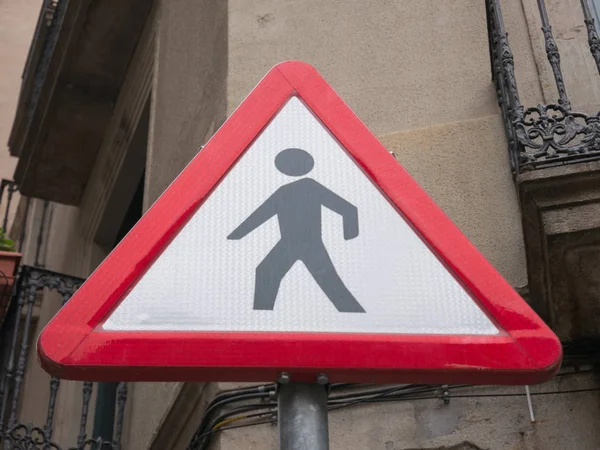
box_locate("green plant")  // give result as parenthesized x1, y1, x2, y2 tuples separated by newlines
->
(0, 228, 16, 252)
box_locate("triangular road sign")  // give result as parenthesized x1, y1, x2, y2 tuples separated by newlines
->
(38, 61, 562, 385)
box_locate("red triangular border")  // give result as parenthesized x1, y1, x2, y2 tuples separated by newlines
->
(38, 61, 562, 384)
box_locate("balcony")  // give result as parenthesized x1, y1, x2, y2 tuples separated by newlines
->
(486, 0, 600, 341)
(7, 0, 152, 205)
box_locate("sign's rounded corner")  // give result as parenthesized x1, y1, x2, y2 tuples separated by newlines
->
(37, 329, 68, 379)
(273, 60, 318, 75)
(517, 332, 563, 384)
(537, 337, 563, 380)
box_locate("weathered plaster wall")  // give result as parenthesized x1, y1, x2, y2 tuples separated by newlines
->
(382, 115, 526, 286)
(217, 373, 600, 450)
(228, 0, 543, 133)
(143, 0, 228, 210)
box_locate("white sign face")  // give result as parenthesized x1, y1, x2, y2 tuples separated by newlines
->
(103, 97, 498, 335)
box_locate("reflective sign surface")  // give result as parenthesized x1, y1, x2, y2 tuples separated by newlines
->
(104, 97, 497, 335)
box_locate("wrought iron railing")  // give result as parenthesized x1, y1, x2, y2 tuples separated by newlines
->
(22, 0, 59, 81)
(25, 0, 64, 126)
(0, 181, 18, 234)
(9, 0, 65, 161)
(486, 0, 600, 175)
(0, 182, 128, 449)
(0, 179, 31, 256)
(0, 266, 128, 450)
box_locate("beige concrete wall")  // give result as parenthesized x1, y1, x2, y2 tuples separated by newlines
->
(382, 115, 526, 287)
(0, 0, 41, 231)
(143, 0, 228, 209)
(228, 0, 543, 133)
(218, 372, 600, 450)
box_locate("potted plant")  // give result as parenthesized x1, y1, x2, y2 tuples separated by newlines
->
(0, 227, 21, 308)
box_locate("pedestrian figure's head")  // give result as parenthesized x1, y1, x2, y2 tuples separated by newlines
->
(275, 148, 314, 177)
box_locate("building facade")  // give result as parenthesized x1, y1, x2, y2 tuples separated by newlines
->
(1, 0, 600, 449)
(0, 0, 42, 235)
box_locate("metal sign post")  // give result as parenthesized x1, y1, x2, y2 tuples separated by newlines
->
(278, 374, 329, 450)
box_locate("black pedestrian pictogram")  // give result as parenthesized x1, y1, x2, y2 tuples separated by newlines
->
(227, 148, 365, 313)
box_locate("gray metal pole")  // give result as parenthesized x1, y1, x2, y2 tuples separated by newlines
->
(278, 382, 329, 450)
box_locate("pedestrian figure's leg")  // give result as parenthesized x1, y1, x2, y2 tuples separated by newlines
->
(302, 245, 365, 313)
(254, 241, 297, 310)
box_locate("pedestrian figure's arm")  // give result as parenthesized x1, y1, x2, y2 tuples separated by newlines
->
(316, 183, 359, 240)
(227, 195, 278, 240)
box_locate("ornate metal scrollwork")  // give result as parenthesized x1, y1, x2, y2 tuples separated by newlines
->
(4, 423, 61, 450)
(515, 105, 600, 168)
(0, 179, 18, 232)
(487, 0, 600, 175)
(0, 266, 122, 450)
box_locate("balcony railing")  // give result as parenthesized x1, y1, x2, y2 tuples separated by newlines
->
(0, 183, 129, 449)
(0, 180, 30, 258)
(0, 181, 18, 235)
(486, 0, 600, 176)
(0, 266, 128, 450)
